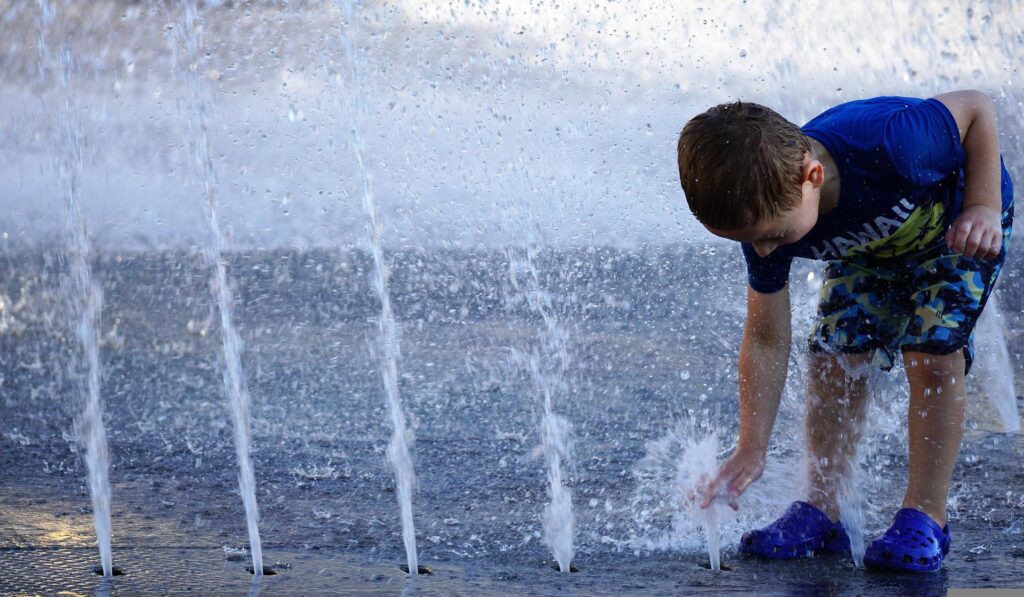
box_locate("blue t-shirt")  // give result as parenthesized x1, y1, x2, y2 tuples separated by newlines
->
(742, 96, 1015, 294)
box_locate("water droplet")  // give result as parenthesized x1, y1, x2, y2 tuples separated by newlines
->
(739, 49, 748, 58)
(680, 370, 691, 381)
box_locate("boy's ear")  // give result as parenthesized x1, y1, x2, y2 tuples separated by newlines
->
(802, 157, 825, 188)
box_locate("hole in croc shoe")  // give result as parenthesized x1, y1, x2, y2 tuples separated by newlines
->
(927, 537, 935, 543)
(919, 557, 929, 565)
(903, 555, 913, 564)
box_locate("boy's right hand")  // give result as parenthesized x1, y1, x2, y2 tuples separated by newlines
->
(699, 445, 766, 510)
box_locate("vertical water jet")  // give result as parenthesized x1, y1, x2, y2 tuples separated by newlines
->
(336, 0, 419, 574)
(37, 0, 115, 577)
(508, 236, 576, 572)
(838, 472, 867, 568)
(700, 502, 721, 572)
(174, 0, 264, 575)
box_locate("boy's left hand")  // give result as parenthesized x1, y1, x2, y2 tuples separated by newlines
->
(945, 204, 1002, 260)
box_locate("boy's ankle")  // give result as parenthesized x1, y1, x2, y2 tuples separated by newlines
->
(805, 497, 840, 523)
(899, 500, 947, 527)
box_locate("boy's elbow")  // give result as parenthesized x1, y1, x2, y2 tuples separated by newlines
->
(936, 90, 995, 138)
(963, 90, 995, 117)
(944, 89, 991, 106)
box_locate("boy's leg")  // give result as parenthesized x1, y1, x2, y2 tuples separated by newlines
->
(897, 207, 1012, 527)
(737, 350, 868, 560)
(805, 352, 871, 521)
(901, 350, 966, 527)
(807, 257, 904, 521)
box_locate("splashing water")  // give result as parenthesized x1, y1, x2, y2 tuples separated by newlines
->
(175, 1, 264, 575)
(632, 422, 803, 559)
(6, 3, 1024, 251)
(508, 240, 575, 572)
(633, 425, 732, 567)
(969, 295, 1020, 433)
(37, 0, 114, 577)
(675, 431, 725, 571)
(337, 0, 419, 574)
(12, 1, 1024, 589)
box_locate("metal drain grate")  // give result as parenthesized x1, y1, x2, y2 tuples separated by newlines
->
(0, 546, 264, 594)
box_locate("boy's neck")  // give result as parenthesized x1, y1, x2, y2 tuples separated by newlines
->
(809, 137, 841, 214)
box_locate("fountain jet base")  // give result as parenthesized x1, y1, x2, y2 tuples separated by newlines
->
(698, 561, 733, 571)
(548, 562, 580, 573)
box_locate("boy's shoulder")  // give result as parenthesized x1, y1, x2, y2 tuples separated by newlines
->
(803, 95, 928, 131)
(802, 95, 962, 185)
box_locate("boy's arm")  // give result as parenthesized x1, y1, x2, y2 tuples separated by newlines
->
(934, 90, 1003, 260)
(700, 284, 791, 509)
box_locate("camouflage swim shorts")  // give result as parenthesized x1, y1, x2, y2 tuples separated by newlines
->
(810, 207, 1013, 374)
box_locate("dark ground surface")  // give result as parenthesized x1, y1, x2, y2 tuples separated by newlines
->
(2, 246, 1024, 595)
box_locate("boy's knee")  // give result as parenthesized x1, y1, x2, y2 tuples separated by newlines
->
(809, 352, 873, 384)
(903, 350, 967, 397)
(903, 350, 964, 374)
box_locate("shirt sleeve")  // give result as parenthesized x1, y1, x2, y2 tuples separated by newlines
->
(882, 98, 967, 187)
(741, 243, 793, 294)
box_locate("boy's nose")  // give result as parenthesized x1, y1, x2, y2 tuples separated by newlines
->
(752, 241, 778, 257)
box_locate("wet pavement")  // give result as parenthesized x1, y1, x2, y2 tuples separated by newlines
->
(2, 247, 1023, 595)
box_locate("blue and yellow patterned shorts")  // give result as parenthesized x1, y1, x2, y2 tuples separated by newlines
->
(810, 207, 1013, 374)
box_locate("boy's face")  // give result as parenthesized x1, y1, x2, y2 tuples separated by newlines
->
(705, 153, 825, 257)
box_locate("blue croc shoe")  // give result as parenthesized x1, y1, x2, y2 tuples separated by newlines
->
(864, 508, 951, 572)
(739, 501, 852, 560)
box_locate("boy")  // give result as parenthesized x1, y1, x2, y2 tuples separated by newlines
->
(677, 91, 1013, 572)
